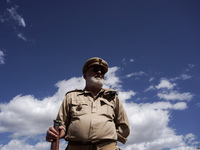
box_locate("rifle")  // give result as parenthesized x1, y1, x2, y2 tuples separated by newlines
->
(51, 120, 62, 150)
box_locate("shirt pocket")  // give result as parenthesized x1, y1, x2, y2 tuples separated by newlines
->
(70, 99, 88, 116)
(100, 99, 115, 119)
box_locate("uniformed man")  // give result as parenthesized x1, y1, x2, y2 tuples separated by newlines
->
(46, 57, 130, 150)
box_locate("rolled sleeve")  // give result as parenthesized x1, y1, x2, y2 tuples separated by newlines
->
(56, 95, 70, 133)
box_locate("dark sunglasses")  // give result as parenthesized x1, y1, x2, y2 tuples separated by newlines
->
(92, 66, 105, 74)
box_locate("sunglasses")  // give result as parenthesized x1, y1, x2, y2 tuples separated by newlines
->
(92, 66, 105, 75)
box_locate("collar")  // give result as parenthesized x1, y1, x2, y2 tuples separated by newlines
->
(82, 88, 105, 96)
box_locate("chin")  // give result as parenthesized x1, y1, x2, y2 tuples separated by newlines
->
(86, 76, 104, 89)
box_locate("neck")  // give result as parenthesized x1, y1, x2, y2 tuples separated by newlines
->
(86, 86, 101, 96)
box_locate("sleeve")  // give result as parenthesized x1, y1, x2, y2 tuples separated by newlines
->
(114, 96, 130, 144)
(56, 95, 71, 133)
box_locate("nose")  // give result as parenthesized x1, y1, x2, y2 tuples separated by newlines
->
(97, 69, 102, 74)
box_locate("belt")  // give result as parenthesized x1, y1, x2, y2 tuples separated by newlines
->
(68, 139, 116, 145)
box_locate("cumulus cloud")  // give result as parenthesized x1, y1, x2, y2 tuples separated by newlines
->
(145, 78, 194, 102)
(0, 67, 198, 150)
(136, 101, 187, 110)
(118, 90, 136, 103)
(0, 139, 67, 150)
(120, 101, 193, 150)
(0, 76, 85, 138)
(156, 79, 176, 90)
(0, 50, 5, 64)
(0, 94, 59, 137)
(157, 91, 194, 101)
(104, 67, 122, 89)
(145, 79, 176, 92)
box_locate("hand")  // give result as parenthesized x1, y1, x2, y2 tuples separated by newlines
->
(46, 126, 63, 142)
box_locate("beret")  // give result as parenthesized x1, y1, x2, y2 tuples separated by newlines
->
(82, 57, 108, 74)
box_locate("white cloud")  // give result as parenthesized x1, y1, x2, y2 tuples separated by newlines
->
(170, 74, 192, 81)
(186, 64, 195, 72)
(156, 79, 176, 90)
(7, 6, 26, 27)
(125, 71, 147, 78)
(121, 58, 126, 65)
(144, 85, 155, 92)
(188, 63, 195, 69)
(121, 102, 193, 150)
(118, 90, 136, 103)
(121, 58, 134, 65)
(0, 139, 67, 150)
(17, 33, 27, 41)
(136, 101, 187, 110)
(0, 50, 5, 64)
(0, 76, 85, 138)
(1, 4, 27, 41)
(0, 67, 198, 150)
(171, 146, 197, 150)
(0, 139, 48, 150)
(169, 64, 195, 81)
(149, 77, 154, 82)
(157, 91, 194, 101)
(196, 103, 200, 108)
(148, 79, 194, 102)
(0, 94, 59, 137)
(180, 74, 192, 80)
(104, 67, 122, 89)
(130, 58, 134, 62)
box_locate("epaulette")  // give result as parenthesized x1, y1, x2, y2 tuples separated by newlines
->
(104, 88, 118, 94)
(65, 89, 82, 95)
(103, 88, 118, 100)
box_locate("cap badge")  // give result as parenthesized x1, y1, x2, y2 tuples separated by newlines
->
(99, 59, 102, 65)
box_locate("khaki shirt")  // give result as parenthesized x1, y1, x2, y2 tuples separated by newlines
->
(56, 88, 130, 144)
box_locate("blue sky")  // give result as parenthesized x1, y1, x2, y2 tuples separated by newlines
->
(0, 0, 200, 149)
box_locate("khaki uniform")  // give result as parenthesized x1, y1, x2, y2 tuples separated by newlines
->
(56, 88, 130, 149)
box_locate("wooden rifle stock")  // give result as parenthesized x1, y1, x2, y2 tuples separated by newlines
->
(51, 120, 61, 150)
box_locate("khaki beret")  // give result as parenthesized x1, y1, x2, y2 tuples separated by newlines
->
(82, 57, 108, 74)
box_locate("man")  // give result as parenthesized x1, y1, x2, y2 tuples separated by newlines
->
(46, 57, 130, 150)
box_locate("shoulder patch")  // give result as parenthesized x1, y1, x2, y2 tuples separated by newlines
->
(65, 89, 82, 95)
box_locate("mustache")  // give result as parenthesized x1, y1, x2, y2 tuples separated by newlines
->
(94, 74, 103, 78)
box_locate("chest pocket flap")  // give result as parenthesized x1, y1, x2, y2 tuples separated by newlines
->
(71, 99, 88, 116)
(100, 99, 115, 119)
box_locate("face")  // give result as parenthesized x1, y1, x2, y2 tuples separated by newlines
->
(85, 65, 105, 79)
(84, 65, 105, 89)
